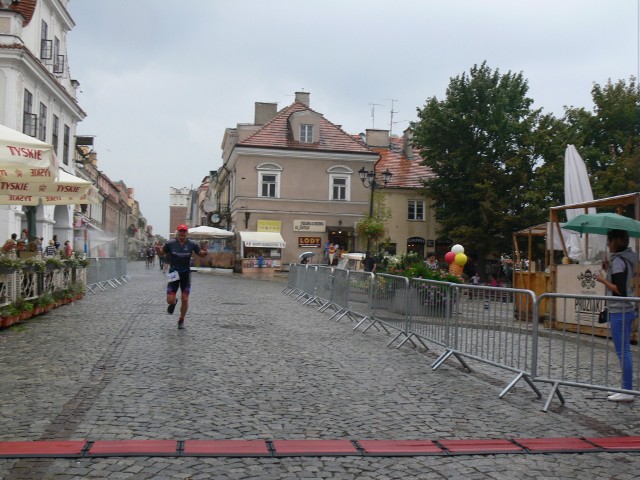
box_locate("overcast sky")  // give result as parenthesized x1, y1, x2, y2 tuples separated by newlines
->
(66, 0, 639, 238)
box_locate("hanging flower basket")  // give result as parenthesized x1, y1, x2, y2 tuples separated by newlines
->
(0, 256, 21, 274)
(45, 258, 64, 271)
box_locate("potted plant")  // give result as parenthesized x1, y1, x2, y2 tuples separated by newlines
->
(38, 292, 55, 312)
(0, 256, 22, 275)
(13, 297, 35, 321)
(0, 305, 20, 327)
(69, 282, 85, 300)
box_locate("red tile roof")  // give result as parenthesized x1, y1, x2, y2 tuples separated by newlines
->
(369, 136, 435, 189)
(9, 0, 36, 26)
(238, 101, 377, 156)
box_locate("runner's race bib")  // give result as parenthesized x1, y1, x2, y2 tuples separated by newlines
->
(166, 271, 179, 282)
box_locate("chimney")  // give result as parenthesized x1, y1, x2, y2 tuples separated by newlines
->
(365, 129, 390, 148)
(295, 91, 310, 107)
(254, 102, 277, 125)
(403, 128, 414, 159)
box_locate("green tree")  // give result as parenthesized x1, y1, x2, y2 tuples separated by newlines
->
(564, 78, 640, 198)
(412, 62, 545, 274)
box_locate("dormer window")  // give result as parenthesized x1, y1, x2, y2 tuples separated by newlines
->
(300, 124, 313, 143)
(289, 111, 320, 143)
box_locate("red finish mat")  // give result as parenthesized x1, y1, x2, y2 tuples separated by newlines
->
(358, 440, 442, 456)
(585, 436, 640, 451)
(1, 436, 638, 458)
(515, 437, 599, 453)
(183, 440, 270, 456)
(0, 441, 87, 458)
(87, 440, 178, 457)
(439, 439, 524, 455)
(271, 440, 359, 456)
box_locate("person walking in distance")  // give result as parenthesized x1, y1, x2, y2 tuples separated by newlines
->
(596, 229, 638, 402)
(163, 224, 207, 329)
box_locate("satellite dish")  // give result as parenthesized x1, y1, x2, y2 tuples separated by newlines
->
(211, 213, 220, 223)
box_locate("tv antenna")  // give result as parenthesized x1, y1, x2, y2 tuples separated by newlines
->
(369, 103, 384, 129)
(384, 99, 398, 135)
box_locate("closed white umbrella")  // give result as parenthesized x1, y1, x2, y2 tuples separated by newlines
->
(563, 145, 605, 261)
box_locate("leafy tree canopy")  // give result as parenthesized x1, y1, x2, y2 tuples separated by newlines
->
(412, 62, 544, 261)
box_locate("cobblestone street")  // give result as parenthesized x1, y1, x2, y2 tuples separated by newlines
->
(1, 262, 639, 479)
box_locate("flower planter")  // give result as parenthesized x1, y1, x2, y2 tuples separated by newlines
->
(20, 311, 32, 321)
(1, 315, 19, 327)
(0, 266, 17, 275)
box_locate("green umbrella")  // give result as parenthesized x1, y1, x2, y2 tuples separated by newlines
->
(562, 212, 640, 238)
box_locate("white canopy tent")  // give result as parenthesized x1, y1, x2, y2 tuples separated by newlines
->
(187, 225, 235, 239)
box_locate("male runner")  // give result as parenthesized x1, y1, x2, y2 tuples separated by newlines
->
(163, 224, 207, 329)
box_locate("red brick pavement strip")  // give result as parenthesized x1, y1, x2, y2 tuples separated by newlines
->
(1, 437, 640, 458)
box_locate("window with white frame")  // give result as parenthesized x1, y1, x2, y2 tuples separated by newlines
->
(300, 124, 313, 143)
(257, 163, 282, 198)
(328, 166, 352, 201)
(331, 176, 348, 200)
(408, 199, 425, 220)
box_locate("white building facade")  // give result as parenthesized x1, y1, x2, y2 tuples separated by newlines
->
(0, 0, 85, 243)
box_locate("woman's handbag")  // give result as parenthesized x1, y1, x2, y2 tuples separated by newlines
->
(598, 307, 609, 324)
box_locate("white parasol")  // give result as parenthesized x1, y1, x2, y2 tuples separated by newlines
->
(0, 169, 98, 205)
(0, 123, 58, 181)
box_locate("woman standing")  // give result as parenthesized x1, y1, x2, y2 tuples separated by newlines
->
(596, 229, 638, 402)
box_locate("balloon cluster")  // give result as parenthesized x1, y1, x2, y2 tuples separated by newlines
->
(444, 244, 467, 276)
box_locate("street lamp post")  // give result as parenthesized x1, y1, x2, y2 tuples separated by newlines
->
(358, 166, 392, 253)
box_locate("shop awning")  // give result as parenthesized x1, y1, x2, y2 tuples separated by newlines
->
(238, 231, 286, 248)
(0, 169, 99, 205)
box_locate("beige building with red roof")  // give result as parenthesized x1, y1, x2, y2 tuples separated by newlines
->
(209, 92, 440, 270)
(363, 129, 442, 259)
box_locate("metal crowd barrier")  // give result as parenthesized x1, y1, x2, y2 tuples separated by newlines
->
(355, 274, 409, 338)
(532, 293, 640, 412)
(85, 257, 132, 294)
(331, 270, 375, 324)
(281, 263, 298, 295)
(284, 264, 640, 412)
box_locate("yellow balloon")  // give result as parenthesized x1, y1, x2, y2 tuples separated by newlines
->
(454, 253, 467, 266)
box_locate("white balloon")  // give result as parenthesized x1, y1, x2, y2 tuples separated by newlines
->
(451, 244, 464, 254)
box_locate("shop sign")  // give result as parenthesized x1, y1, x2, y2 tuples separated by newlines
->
(293, 220, 326, 232)
(407, 237, 425, 244)
(298, 236, 322, 248)
(257, 220, 281, 232)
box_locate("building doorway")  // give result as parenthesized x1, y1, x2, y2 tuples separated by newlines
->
(328, 226, 354, 254)
(407, 236, 425, 258)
